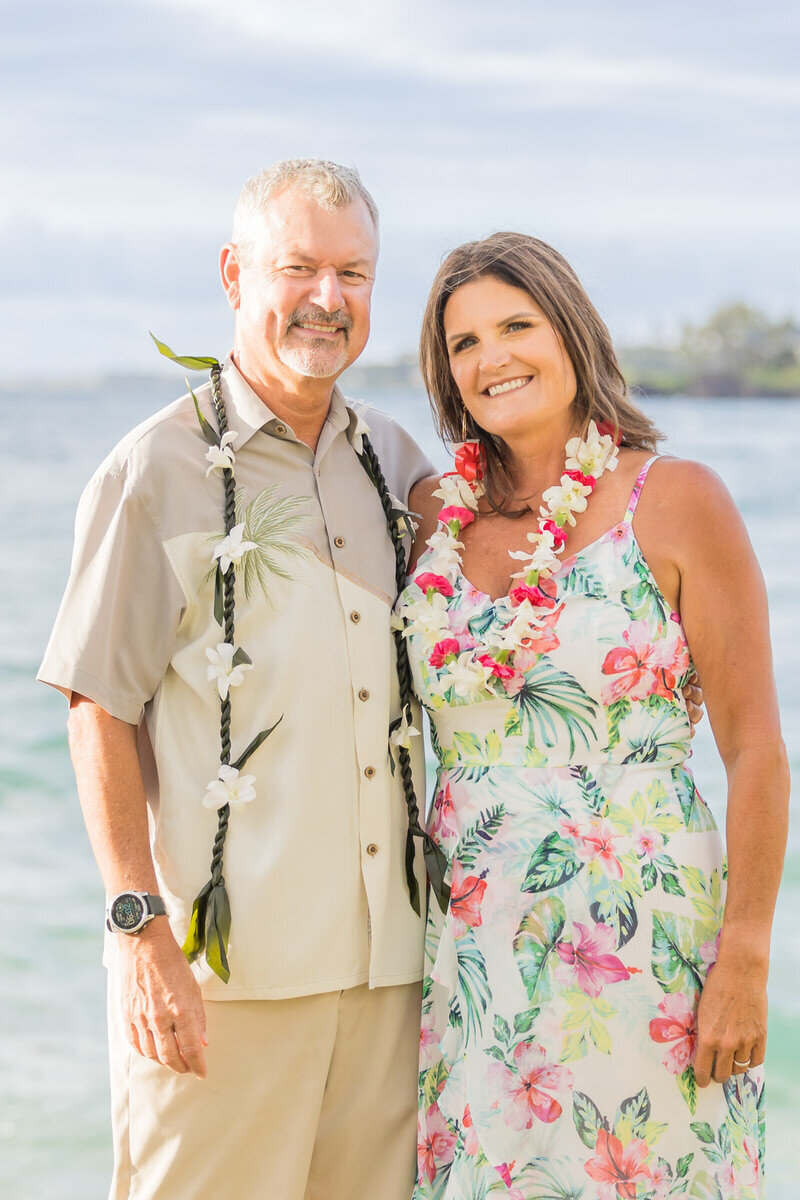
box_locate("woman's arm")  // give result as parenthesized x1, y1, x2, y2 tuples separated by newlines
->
(639, 459, 790, 1085)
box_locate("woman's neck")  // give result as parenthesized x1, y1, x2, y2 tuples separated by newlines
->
(504, 413, 577, 504)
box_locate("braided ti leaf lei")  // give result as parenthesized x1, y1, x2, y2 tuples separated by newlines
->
(151, 337, 448, 982)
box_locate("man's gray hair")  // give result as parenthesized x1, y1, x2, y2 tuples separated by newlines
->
(232, 159, 379, 260)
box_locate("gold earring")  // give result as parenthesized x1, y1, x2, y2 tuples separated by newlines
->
(461, 407, 468, 440)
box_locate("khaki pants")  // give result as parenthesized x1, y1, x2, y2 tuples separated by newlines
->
(107, 978, 422, 1200)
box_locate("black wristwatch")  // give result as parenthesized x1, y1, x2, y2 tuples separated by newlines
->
(106, 891, 167, 934)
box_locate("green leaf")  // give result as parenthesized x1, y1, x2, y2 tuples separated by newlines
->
(484, 1045, 506, 1062)
(688, 1168, 723, 1198)
(513, 1007, 540, 1036)
(493, 1014, 511, 1044)
(571, 765, 606, 815)
(186, 379, 220, 446)
(204, 883, 231, 983)
(456, 934, 491, 1041)
(181, 880, 212, 963)
(232, 647, 252, 667)
(605, 696, 632, 750)
(213, 564, 225, 626)
(614, 1088, 651, 1139)
(589, 886, 639, 947)
(504, 707, 523, 737)
(512, 659, 598, 757)
(689, 1121, 716, 1145)
(677, 1067, 698, 1114)
(456, 805, 505, 869)
(421, 1058, 449, 1109)
(150, 332, 220, 372)
(572, 1091, 605, 1150)
(677, 1152, 695, 1178)
(652, 912, 704, 995)
(231, 716, 284, 770)
(522, 831, 584, 893)
(453, 730, 483, 760)
(513, 895, 566, 1001)
(642, 862, 657, 891)
(661, 871, 686, 897)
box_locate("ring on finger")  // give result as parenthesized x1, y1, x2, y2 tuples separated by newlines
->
(733, 1056, 751, 1068)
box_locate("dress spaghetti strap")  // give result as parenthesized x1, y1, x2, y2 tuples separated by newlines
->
(622, 455, 660, 524)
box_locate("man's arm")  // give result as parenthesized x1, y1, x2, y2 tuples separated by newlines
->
(68, 694, 207, 1078)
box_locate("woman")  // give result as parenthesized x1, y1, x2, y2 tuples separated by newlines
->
(399, 233, 788, 1199)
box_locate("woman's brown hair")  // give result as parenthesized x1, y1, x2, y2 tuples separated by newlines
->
(419, 232, 662, 510)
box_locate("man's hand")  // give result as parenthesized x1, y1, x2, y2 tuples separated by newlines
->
(682, 671, 704, 735)
(115, 919, 208, 1078)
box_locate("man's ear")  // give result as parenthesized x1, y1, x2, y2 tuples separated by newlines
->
(220, 243, 241, 310)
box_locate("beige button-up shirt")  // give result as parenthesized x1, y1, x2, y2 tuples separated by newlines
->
(39, 357, 435, 1000)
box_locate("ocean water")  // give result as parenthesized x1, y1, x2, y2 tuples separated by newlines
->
(1, 381, 797, 1198)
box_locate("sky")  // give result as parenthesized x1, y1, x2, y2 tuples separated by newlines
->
(2, 0, 799, 378)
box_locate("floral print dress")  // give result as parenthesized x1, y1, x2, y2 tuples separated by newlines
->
(401, 458, 764, 1200)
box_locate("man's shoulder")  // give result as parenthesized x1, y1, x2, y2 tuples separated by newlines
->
(92, 381, 214, 489)
(341, 393, 433, 466)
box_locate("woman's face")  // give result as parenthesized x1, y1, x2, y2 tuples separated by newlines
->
(442, 276, 578, 442)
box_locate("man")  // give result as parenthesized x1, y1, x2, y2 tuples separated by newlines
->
(38, 159, 435, 1200)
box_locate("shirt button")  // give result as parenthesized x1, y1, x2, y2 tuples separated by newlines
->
(364, 766, 376, 779)
(366, 843, 379, 857)
(334, 536, 345, 548)
(350, 610, 361, 623)
(274, 424, 287, 436)
(358, 688, 370, 702)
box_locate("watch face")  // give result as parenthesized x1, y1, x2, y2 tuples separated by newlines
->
(111, 893, 146, 931)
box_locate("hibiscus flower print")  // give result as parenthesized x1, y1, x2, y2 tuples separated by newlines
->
(573, 818, 629, 880)
(555, 921, 633, 997)
(417, 1103, 457, 1184)
(648, 992, 698, 1074)
(601, 621, 690, 704)
(584, 1128, 652, 1200)
(488, 1041, 573, 1130)
(448, 864, 488, 937)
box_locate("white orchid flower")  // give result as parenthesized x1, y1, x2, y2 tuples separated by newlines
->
(432, 473, 480, 512)
(202, 764, 257, 812)
(565, 421, 619, 476)
(398, 592, 451, 642)
(389, 704, 422, 750)
(441, 653, 493, 700)
(349, 405, 372, 455)
(212, 523, 258, 573)
(205, 642, 254, 700)
(423, 529, 463, 576)
(541, 478, 590, 527)
(204, 431, 238, 476)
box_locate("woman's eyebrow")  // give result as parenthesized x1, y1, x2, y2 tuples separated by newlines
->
(446, 311, 537, 345)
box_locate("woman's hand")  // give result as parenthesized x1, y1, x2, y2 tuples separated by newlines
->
(694, 945, 768, 1086)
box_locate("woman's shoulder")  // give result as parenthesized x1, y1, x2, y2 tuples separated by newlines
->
(636, 454, 745, 558)
(644, 455, 733, 512)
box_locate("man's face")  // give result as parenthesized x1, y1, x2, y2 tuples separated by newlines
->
(229, 188, 378, 386)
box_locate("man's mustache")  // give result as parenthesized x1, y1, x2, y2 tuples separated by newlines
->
(287, 307, 354, 337)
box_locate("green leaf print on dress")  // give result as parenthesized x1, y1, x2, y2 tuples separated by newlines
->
(513, 896, 566, 1002)
(510, 659, 598, 756)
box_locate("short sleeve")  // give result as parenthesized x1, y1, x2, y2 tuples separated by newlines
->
(361, 409, 438, 506)
(37, 469, 185, 724)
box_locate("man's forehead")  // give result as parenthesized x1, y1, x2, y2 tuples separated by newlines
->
(254, 191, 377, 263)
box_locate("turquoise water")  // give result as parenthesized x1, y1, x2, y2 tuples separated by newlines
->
(1, 382, 797, 1198)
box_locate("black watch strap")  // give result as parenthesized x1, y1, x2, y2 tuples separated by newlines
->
(145, 894, 167, 917)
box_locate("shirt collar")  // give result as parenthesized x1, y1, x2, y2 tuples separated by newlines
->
(219, 353, 355, 449)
